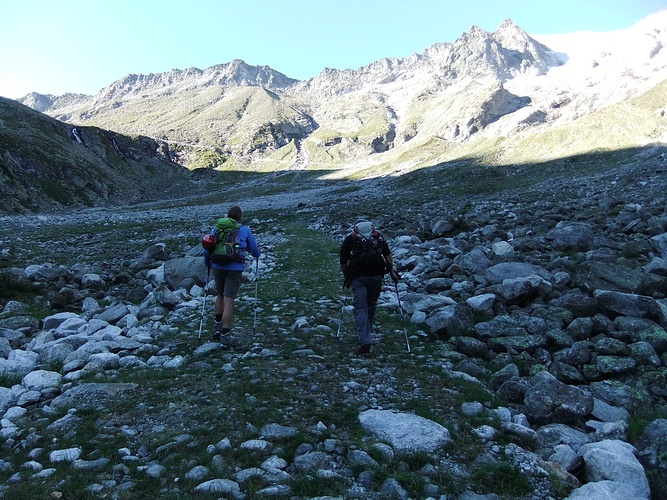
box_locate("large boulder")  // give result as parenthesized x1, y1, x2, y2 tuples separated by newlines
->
(163, 257, 208, 289)
(649, 232, 667, 258)
(425, 303, 473, 337)
(575, 262, 645, 294)
(635, 419, 667, 500)
(545, 222, 595, 252)
(359, 409, 451, 452)
(485, 262, 552, 284)
(524, 371, 593, 425)
(594, 290, 664, 325)
(22, 370, 63, 392)
(577, 440, 650, 500)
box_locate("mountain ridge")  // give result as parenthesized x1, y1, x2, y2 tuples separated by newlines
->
(3, 11, 667, 213)
(15, 19, 573, 170)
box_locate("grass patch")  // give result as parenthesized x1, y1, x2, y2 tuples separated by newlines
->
(470, 460, 533, 497)
(628, 401, 667, 443)
(291, 474, 348, 497)
(0, 372, 23, 388)
(0, 268, 39, 301)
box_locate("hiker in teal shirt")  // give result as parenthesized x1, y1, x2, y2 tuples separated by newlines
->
(203, 205, 261, 347)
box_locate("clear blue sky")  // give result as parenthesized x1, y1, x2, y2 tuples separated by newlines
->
(1, 0, 665, 99)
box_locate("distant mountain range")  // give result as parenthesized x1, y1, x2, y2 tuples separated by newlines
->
(2, 10, 667, 213)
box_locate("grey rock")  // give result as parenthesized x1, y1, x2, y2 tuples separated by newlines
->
(359, 409, 451, 452)
(485, 262, 552, 284)
(193, 478, 243, 498)
(425, 302, 473, 337)
(565, 480, 646, 500)
(578, 440, 650, 499)
(524, 371, 593, 425)
(260, 423, 299, 439)
(594, 290, 664, 325)
(94, 304, 130, 324)
(546, 222, 594, 252)
(293, 451, 335, 473)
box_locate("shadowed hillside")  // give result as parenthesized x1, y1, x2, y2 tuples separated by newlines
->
(0, 97, 193, 213)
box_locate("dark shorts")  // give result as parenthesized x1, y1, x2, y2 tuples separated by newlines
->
(211, 269, 243, 298)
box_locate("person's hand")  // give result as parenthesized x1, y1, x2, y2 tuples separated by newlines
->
(342, 278, 351, 289)
(390, 269, 400, 283)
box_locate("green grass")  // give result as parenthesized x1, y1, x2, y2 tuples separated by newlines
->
(470, 460, 533, 497)
(628, 401, 667, 443)
(0, 372, 23, 388)
(0, 269, 39, 301)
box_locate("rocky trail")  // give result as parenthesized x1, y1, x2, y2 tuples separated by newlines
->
(1, 152, 667, 499)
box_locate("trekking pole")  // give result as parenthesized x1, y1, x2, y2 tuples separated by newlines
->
(253, 258, 259, 335)
(336, 290, 349, 341)
(394, 281, 411, 353)
(198, 267, 211, 340)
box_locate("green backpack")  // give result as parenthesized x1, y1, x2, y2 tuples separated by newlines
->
(210, 218, 243, 264)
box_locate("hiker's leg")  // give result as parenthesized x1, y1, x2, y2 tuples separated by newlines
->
(212, 269, 226, 318)
(352, 277, 372, 346)
(210, 269, 226, 338)
(215, 294, 224, 315)
(221, 270, 243, 330)
(221, 296, 235, 328)
(366, 275, 383, 330)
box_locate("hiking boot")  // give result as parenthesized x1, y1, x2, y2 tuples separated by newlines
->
(212, 321, 223, 340)
(220, 333, 235, 349)
(357, 344, 372, 356)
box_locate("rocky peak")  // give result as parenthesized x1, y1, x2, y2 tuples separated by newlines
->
(202, 59, 297, 88)
(441, 21, 561, 80)
(493, 18, 533, 52)
(299, 20, 562, 97)
(93, 60, 297, 103)
(18, 92, 55, 112)
(17, 92, 89, 112)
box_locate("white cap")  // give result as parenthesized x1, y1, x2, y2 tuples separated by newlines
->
(354, 221, 375, 238)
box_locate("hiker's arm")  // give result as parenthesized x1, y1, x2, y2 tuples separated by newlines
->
(246, 230, 261, 259)
(340, 263, 351, 288)
(340, 238, 351, 287)
(384, 253, 400, 283)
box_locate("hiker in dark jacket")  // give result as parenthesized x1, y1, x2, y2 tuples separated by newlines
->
(340, 220, 399, 355)
(203, 205, 261, 347)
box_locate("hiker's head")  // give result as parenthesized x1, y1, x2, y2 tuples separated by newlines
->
(228, 205, 242, 222)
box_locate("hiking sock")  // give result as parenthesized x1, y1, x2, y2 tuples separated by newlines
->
(215, 314, 222, 322)
(220, 327, 231, 336)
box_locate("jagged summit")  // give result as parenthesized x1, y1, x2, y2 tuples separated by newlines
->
(440, 20, 561, 80)
(494, 18, 529, 47)
(92, 59, 298, 103)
